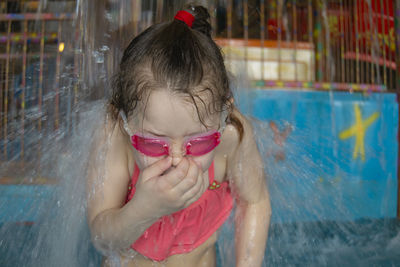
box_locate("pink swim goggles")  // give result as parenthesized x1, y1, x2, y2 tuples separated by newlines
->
(120, 111, 225, 157)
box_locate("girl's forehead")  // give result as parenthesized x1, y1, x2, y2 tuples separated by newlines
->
(135, 90, 219, 134)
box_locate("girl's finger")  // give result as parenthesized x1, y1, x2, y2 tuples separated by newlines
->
(141, 157, 172, 182)
(162, 157, 190, 186)
(183, 179, 207, 208)
(174, 159, 201, 193)
(181, 165, 207, 205)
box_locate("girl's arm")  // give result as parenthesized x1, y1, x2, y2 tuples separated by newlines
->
(226, 109, 272, 267)
(86, 121, 161, 255)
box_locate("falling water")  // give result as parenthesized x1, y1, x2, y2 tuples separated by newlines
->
(1, 1, 400, 266)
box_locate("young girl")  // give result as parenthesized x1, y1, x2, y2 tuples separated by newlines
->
(87, 5, 271, 267)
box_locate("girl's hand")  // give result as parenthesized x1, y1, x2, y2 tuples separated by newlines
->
(131, 157, 209, 218)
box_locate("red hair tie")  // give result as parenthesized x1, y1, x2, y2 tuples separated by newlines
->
(174, 10, 195, 28)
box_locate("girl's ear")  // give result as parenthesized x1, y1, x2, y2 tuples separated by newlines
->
(222, 98, 234, 125)
(224, 97, 234, 113)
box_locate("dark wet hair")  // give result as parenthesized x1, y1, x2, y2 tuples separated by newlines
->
(109, 4, 243, 140)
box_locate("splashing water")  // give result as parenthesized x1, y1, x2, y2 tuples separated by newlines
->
(0, 101, 106, 266)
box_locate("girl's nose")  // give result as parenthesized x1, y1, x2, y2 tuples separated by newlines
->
(170, 142, 185, 166)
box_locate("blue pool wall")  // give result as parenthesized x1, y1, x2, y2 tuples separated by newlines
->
(237, 89, 398, 223)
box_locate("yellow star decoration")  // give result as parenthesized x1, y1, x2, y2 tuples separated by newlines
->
(339, 104, 379, 162)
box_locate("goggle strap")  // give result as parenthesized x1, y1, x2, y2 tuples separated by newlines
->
(219, 109, 228, 133)
(119, 110, 133, 136)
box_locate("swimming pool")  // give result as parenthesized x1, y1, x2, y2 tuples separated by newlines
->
(2, 219, 400, 266)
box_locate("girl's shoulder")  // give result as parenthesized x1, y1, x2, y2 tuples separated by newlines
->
(106, 118, 135, 174)
(220, 108, 266, 202)
(216, 107, 257, 178)
(90, 116, 132, 172)
(219, 107, 254, 156)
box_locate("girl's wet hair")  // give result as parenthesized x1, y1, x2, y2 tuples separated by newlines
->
(109, 4, 243, 140)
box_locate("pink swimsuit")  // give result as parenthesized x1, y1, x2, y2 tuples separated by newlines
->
(125, 161, 234, 261)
